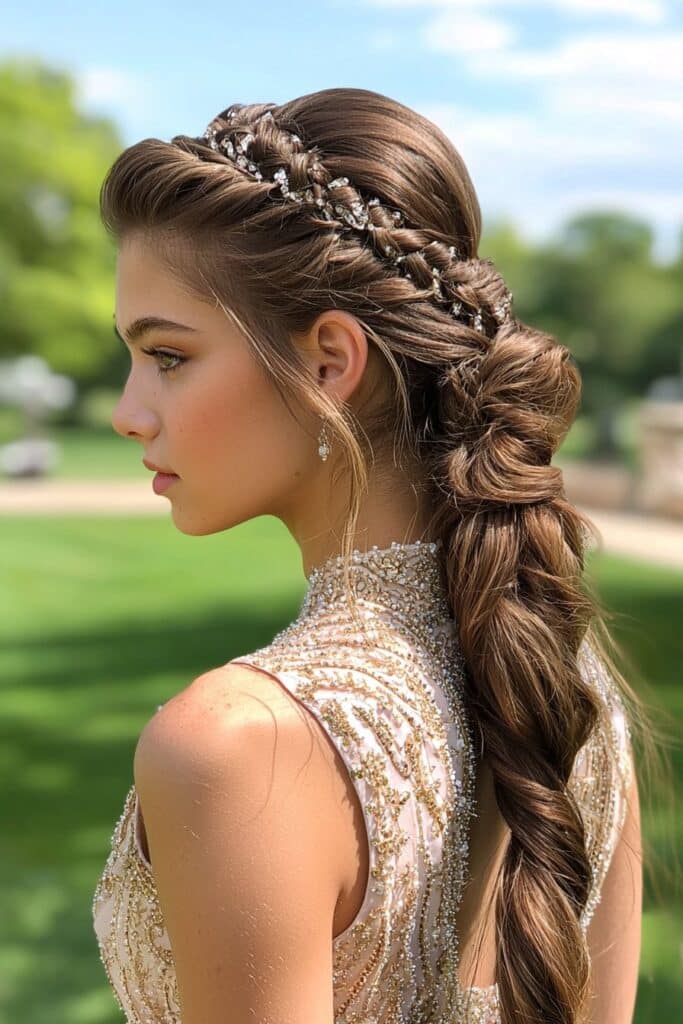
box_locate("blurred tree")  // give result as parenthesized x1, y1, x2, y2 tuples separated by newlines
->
(486, 213, 682, 456)
(0, 56, 121, 387)
(637, 238, 683, 395)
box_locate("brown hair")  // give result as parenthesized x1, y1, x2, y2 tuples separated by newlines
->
(100, 87, 662, 1024)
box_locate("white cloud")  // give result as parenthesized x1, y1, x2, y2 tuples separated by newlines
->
(419, 100, 681, 263)
(421, 101, 649, 168)
(366, 0, 667, 25)
(362, 0, 680, 260)
(547, 0, 665, 18)
(73, 68, 150, 113)
(551, 84, 683, 125)
(460, 30, 683, 147)
(422, 11, 517, 52)
(467, 31, 683, 81)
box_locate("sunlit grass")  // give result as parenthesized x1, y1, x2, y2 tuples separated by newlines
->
(1, 514, 680, 1022)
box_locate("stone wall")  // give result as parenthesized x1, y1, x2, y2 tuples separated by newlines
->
(636, 400, 683, 519)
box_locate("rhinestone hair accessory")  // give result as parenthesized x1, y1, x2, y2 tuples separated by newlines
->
(201, 108, 514, 334)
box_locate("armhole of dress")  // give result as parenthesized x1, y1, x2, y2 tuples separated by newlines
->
(229, 658, 379, 944)
(131, 787, 154, 874)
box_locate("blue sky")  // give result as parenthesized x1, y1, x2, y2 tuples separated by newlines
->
(4, 0, 682, 262)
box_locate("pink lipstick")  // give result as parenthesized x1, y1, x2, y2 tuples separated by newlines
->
(152, 472, 179, 495)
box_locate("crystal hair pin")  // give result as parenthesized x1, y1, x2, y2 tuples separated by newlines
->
(201, 112, 513, 331)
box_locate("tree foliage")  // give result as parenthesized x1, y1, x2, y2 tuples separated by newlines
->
(0, 57, 120, 380)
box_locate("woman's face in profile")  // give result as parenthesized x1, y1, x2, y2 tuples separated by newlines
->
(111, 235, 318, 536)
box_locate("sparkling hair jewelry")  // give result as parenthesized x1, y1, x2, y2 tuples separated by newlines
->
(200, 109, 514, 334)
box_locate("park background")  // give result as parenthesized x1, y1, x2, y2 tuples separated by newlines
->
(1, 1, 681, 1021)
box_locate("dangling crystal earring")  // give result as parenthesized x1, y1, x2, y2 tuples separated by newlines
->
(317, 417, 330, 461)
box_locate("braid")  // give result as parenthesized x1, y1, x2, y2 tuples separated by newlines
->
(196, 105, 512, 339)
(429, 276, 603, 1021)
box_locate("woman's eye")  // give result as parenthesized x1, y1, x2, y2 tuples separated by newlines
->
(140, 346, 186, 376)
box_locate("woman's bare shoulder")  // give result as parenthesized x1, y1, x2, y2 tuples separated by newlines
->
(130, 660, 346, 1022)
(133, 661, 356, 859)
(137, 661, 306, 752)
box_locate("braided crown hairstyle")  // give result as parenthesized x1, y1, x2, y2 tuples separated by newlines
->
(100, 87, 636, 1024)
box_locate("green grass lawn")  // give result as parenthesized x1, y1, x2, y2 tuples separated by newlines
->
(1, 514, 681, 1023)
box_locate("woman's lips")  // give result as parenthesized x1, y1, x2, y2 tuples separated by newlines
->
(152, 472, 179, 495)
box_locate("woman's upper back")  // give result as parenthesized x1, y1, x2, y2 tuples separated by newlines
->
(92, 538, 633, 1024)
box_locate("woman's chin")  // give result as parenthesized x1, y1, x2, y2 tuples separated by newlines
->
(168, 504, 227, 537)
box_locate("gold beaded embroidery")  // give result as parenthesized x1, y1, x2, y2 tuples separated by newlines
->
(92, 539, 632, 1024)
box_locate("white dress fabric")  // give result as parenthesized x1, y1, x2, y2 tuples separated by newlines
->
(93, 538, 633, 1024)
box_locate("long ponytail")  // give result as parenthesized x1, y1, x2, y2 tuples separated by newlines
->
(433, 305, 602, 1022)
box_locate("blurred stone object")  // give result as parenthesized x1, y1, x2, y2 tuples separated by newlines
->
(0, 355, 76, 479)
(561, 460, 635, 511)
(637, 391, 683, 519)
(0, 437, 60, 477)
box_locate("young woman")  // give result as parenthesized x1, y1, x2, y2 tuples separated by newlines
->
(92, 87, 642, 1024)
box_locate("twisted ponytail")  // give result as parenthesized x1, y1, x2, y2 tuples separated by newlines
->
(431, 262, 603, 1022)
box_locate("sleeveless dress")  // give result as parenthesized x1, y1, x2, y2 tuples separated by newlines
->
(92, 538, 633, 1024)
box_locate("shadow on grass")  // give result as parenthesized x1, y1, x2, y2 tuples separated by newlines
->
(3, 600, 299, 1023)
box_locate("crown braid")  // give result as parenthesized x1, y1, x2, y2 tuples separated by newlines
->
(200, 105, 514, 339)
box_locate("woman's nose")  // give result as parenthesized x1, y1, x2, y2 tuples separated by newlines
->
(111, 385, 159, 441)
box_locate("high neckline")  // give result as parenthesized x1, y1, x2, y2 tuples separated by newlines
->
(299, 537, 454, 631)
(305, 536, 443, 582)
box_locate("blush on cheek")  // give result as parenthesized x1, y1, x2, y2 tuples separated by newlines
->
(183, 356, 296, 482)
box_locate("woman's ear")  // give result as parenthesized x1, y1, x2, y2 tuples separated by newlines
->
(295, 310, 369, 404)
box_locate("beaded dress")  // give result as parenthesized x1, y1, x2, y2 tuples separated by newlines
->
(92, 538, 633, 1024)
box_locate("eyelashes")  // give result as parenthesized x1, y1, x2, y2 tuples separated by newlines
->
(139, 346, 187, 376)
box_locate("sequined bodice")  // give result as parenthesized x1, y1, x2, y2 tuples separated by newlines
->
(92, 539, 632, 1024)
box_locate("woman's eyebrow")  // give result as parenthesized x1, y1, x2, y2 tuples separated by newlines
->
(112, 314, 199, 345)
